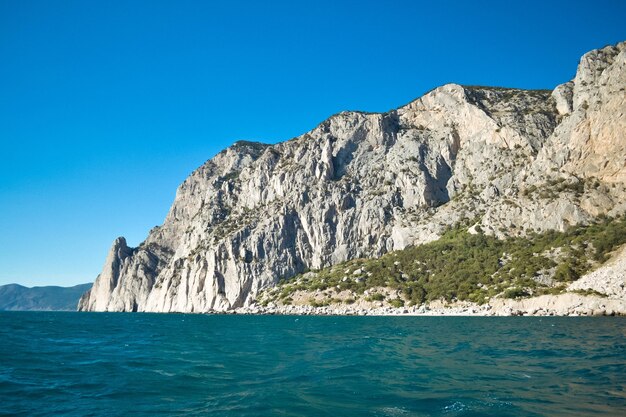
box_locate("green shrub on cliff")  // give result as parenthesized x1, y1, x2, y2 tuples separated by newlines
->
(271, 215, 626, 305)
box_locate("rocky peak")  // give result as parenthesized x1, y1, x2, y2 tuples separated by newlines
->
(573, 41, 626, 110)
(77, 237, 133, 311)
(79, 41, 626, 313)
(535, 41, 626, 184)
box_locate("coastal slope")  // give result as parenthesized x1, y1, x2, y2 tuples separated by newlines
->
(79, 41, 626, 313)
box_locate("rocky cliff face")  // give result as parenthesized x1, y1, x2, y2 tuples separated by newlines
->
(79, 41, 626, 313)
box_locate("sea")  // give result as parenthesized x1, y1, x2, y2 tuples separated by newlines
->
(0, 312, 625, 416)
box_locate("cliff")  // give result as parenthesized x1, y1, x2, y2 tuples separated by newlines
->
(79, 41, 626, 313)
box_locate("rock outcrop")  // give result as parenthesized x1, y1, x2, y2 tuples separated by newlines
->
(568, 245, 626, 299)
(79, 41, 626, 313)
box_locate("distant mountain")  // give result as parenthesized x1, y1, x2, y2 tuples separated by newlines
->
(0, 283, 92, 311)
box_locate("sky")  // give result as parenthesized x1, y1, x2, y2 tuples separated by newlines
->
(1, 0, 625, 287)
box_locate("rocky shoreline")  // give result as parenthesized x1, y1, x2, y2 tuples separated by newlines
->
(225, 293, 625, 317)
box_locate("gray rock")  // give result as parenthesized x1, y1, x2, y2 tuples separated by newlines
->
(79, 41, 626, 313)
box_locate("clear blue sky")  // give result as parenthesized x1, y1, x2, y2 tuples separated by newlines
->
(1, 0, 625, 287)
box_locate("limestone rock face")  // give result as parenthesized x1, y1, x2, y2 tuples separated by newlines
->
(536, 42, 626, 184)
(568, 245, 626, 299)
(79, 41, 626, 312)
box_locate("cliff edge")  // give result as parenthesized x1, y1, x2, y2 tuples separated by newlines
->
(79, 41, 626, 313)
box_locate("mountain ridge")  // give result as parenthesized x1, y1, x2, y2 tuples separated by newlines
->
(79, 40, 626, 313)
(0, 283, 92, 311)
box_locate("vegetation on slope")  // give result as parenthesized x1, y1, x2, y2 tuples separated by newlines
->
(263, 215, 626, 306)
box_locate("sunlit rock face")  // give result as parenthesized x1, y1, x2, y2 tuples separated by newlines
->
(78, 41, 626, 313)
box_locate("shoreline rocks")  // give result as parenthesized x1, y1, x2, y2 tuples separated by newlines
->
(224, 293, 625, 317)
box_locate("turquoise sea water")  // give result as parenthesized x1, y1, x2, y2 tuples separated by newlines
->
(1, 313, 625, 416)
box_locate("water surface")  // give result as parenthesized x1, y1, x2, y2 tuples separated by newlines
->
(1, 312, 625, 416)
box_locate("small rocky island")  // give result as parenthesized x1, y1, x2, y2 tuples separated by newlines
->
(79, 41, 626, 315)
